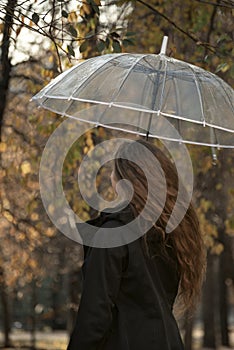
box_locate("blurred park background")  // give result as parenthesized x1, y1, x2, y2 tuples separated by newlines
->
(0, 1, 233, 349)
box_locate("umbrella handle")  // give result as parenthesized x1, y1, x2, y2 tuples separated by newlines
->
(160, 36, 168, 55)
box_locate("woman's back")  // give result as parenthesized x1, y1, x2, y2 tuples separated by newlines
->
(68, 203, 184, 350)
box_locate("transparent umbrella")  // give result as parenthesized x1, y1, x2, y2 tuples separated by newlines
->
(32, 37, 234, 151)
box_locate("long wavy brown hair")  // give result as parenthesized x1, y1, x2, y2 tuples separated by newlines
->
(113, 138, 206, 313)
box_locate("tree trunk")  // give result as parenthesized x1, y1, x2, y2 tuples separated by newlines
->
(0, 0, 17, 140)
(67, 269, 82, 335)
(30, 279, 37, 350)
(0, 2, 17, 346)
(216, 150, 230, 347)
(218, 229, 230, 347)
(203, 253, 216, 349)
(0, 272, 11, 348)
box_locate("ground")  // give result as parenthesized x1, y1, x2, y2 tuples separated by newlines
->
(0, 330, 68, 350)
(0, 327, 234, 350)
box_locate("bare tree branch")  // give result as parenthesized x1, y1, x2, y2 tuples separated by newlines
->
(195, 0, 234, 9)
(136, 0, 217, 54)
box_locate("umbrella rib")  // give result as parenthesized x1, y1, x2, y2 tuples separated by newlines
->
(210, 127, 219, 147)
(106, 54, 149, 105)
(202, 73, 222, 146)
(146, 58, 167, 137)
(187, 65, 205, 125)
(158, 58, 168, 112)
(173, 76, 182, 137)
(137, 74, 151, 134)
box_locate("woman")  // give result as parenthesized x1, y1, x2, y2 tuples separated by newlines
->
(67, 139, 206, 350)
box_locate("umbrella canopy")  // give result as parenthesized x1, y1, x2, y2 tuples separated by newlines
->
(32, 47, 234, 148)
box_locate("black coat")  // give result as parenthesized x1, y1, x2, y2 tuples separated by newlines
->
(67, 202, 185, 350)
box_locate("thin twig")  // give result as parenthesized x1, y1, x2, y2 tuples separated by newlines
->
(194, 0, 234, 9)
(203, 0, 220, 59)
(136, 0, 216, 54)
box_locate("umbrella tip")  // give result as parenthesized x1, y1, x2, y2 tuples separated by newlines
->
(212, 147, 218, 165)
(160, 36, 168, 55)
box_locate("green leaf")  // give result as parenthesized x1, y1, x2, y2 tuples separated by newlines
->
(79, 40, 88, 53)
(85, 30, 95, 39)
(126, 31, 136, 37)
(112, 40, 122, 53)
(67, 44, 75, 57)
(123, 38, 135, 47)
(62, 10, 68, 18)
(105, 37, 110, 48)
(90, 0, 100, 15)
(96, 40, 106, 52)
(32, 13, 39, 24)
(215, 63, 228, 73)
(68, 25, 77, 38)
(111, 32, 120, 38)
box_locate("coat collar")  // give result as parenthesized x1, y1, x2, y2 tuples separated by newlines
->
(76, 200, 135, 246)
(89, 200, 135, 226)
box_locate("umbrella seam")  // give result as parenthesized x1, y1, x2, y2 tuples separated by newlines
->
(34, 95, 234, 133)
(97, 54, 149, 125)
(105, 54, 149, 105)
(46, 111, 233, 148)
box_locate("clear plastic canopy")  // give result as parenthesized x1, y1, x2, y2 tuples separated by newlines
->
(32, 53, 234, 148)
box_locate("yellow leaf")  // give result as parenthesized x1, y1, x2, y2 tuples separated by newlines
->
(46, 227, 56, 237)
(82, 4, 92, 15)
(221, 64, 230, 73)
(215, 183, 222, 190)
(2, 198, 10, 210)
(16, 232, 26, 241)
(28, 227, 39, 239)
(21, 161, 31, 175)
(48, 55, 54, 63)
(68, 11, 78, 22)
(0, 142, 7, 152)
(86, 136, 93, 147)
(0, 169, 6, 177)
(3, 211, 13, 222)
(31, 213, 39, 221)
(0, 23, 4, 33)
(211, 243, 224, 255)
(28, 258, 37, 269)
